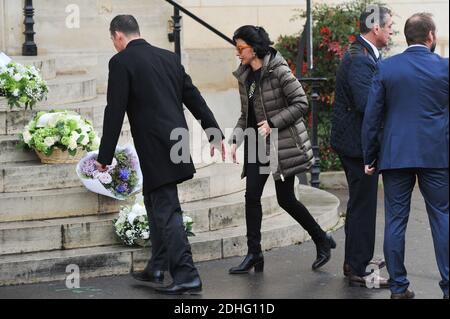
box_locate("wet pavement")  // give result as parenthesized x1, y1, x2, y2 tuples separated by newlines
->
(0, 187, 446, 299)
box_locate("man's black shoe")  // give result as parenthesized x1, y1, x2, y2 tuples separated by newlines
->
(155, 277, 202, 295)
(131, 270, 164, 284)
(391, 289, 415, 299)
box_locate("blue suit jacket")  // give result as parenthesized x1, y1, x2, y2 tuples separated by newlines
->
(362, 46, 449, 170)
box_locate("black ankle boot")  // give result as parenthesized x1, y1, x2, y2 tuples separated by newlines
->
(312, 233, 336, 270)
(229, 253, 264, 274)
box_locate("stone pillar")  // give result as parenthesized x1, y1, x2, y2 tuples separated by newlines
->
(0, 0, 5, 52)
(2, 0, 23, 55)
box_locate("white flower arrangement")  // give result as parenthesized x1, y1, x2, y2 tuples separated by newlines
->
(114, 197, 195, 247)
(19, 110, 100, 157)
(0, 62, 48, 110)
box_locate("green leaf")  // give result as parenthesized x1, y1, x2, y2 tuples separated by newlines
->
(77, 135, 85, 144)
(68, 148, 77, 157)
(44, 148, 54, 157)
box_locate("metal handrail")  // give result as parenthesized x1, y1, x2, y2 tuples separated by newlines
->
(165, 0, 234, 45)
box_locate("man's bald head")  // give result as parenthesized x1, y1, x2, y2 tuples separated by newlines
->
(404, 13, 436, 46)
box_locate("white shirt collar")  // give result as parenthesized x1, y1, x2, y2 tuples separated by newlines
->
(408, 44, 429, 50)
(360, 35, 380, 59)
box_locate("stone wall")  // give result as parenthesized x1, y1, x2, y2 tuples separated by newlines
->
(1, 0, 173, 54)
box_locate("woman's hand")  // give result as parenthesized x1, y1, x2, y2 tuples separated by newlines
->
(230, 143, 239, 164)
(210, 140, 226, 162)
(257, 121, 272, 138)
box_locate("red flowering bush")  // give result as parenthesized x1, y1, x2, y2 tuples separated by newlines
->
(275, 0, 391, 172)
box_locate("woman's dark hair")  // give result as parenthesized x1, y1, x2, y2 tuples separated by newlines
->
(233, 25, 274, 59)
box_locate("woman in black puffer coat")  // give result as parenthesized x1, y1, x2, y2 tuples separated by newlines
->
(228, 26, 336, 274)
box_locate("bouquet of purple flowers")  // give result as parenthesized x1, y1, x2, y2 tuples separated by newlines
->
(76, 144, 143, 200)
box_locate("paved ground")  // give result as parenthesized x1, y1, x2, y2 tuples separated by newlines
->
(0, 187, 446, 299)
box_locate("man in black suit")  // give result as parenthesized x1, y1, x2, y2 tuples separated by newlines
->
(330, 6, 393, 288)
(95, 15, 225, 295)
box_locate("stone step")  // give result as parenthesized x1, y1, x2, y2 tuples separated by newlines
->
(0, 163, 244, 222)
(11, 55, 57, 80)
(46, 75, 97, 106)
(0, 184, 339, 256)
(0, 191, 341, 286)
(0, 160, 243, 199)
(0, 74, 97, 111)
(0, 94, 108, 136)
(0, 187, 116, 223)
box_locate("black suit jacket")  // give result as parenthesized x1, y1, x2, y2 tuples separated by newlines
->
(97, 39, 223, 193)
(330, 35, 380, 158)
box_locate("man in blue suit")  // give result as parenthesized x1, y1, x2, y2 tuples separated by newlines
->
(363, 13, 449, 299)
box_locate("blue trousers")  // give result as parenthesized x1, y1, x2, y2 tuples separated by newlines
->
(382, 168, 449, 296)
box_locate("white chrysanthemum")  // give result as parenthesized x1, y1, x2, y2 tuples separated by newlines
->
(68, 137, 78, 150)
(183, 216, 193, 224)
(44, 136, 56, 147)
(142, 231, 150, 240)
(68, 131, 80, 150)
(125, 230, 133, 238)
(13, 73, 22, 82)
(12, 89, 20, 97)
(22, 130, 32, 144)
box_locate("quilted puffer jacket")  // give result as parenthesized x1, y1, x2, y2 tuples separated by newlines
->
(229, 48, 314, 181)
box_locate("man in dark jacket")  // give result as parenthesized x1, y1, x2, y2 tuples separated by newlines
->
(330, 6, 393, 288)
(95, 15, 225, 295)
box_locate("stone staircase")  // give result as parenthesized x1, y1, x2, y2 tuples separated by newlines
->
(0, 55, 341, 286)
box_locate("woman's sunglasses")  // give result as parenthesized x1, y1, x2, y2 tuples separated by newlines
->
(236, 45, 252, 54)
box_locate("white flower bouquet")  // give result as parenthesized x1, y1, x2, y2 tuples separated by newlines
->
(76, 144, 143, 200)
(0, 62, 48, 110)
(114, 197, 195, 247)
(114, 200, 150, 246)
(19, 110, 100, 163)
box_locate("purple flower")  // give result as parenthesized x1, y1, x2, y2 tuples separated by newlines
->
(119, 168, 130, 181)
(116, 183, 128, 194)
(80, 159, 97, 177)
(130, 156, 139, 169)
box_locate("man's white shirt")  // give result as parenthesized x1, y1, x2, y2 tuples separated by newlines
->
(360, 35, 380, 60)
